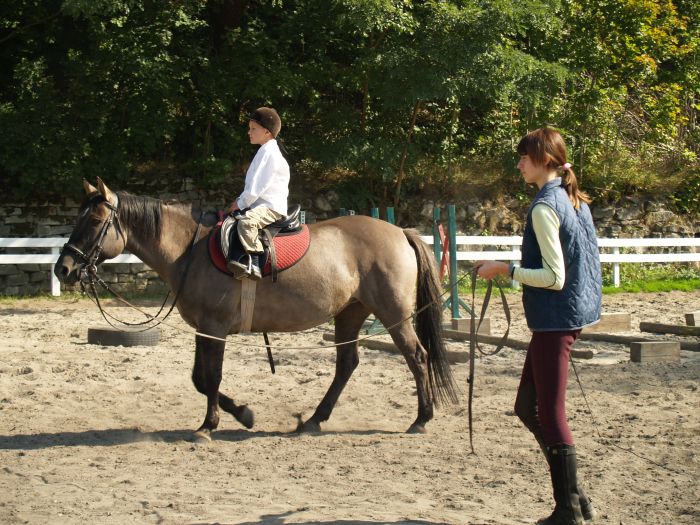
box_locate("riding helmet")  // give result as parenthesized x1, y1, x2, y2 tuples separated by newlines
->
(249, 107, 282, 138)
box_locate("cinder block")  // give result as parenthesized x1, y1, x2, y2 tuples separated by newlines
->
(685, 311, 699, 327)
(586, 312, 631, 333)
(451, 317, 491, 335)
(630, 341, 680, 363)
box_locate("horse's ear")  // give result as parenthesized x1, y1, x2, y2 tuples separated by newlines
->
(96, 177, 117, 205)
(83, 180, 98, 195)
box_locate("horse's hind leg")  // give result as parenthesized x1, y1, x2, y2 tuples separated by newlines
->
(192, 335, 253, 438)
(298, 302, 370, 432)
(384, 320, 433, 434)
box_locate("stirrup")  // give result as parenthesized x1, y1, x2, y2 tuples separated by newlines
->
(227, 254, 262, 281)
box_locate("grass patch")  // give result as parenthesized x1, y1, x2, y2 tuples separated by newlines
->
(603, 278, 700, 294)
(602, 263, 700, 292)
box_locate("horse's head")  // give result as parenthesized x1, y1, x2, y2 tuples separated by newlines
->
(54, 178, 127, 284)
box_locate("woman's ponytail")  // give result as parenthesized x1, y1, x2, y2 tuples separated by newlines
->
(559, 163, 590, 210)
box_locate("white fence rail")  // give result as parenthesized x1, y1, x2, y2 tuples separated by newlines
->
(418, 235, 700, 287)
(2, 236, 699, 295)
(0, 238, 142, 296)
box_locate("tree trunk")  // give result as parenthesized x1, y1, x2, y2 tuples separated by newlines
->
(394, 99, 422, 208)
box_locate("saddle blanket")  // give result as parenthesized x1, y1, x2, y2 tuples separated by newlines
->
(208, 222, 310, 277)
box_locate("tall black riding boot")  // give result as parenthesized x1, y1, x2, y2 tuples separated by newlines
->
(536, 445, 584, 525)
(534, 436, 595, 522)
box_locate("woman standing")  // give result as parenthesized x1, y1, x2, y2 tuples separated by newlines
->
(476, 127, 602, 524)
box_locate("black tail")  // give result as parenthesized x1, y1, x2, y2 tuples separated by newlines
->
(404, 229, 459, 406)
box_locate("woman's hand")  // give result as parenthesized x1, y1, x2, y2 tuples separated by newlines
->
(475, 260, 510, 280)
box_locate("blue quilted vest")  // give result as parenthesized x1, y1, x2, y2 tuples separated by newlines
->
(521, 178, 602, 331)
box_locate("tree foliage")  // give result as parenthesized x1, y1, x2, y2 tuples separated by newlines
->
(1, 0, 698, 213)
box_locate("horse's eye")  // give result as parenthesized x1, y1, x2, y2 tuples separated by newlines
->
(89, 216, 103, 226)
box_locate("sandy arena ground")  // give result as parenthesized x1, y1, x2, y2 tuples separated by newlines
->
(0, 290, 698, 525)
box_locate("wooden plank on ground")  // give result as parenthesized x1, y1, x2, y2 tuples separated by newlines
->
(685, 311, 700, 327)
(580, 332, 700, 352)
(441, 329, 594, 359)
(630, 342, 680, 363)
(451, 317, 491, 335)
(322, 330, 596, 360)
(585, 313, 631, 333)
(639, 322, 700, 337)
(321, 333, 468, 363)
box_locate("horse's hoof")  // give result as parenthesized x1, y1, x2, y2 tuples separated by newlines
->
(406, 423, 427, 434)
(296, 419, 321, 433)
(192, 429, 212, 443)
(236, 405, 254, 429)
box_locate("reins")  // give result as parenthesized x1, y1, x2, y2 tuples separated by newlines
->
(467, 266, 510, 454)
(78, 212, 204, 332)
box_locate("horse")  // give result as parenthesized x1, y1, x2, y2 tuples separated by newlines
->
(54, 178, 458, 440)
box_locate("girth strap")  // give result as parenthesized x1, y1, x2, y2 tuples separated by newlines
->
(239, 279, 257, 333)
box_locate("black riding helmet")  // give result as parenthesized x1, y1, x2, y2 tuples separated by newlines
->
(249, 107, 282, 138)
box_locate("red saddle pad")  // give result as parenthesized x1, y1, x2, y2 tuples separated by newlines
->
(208, 223, 310, 277)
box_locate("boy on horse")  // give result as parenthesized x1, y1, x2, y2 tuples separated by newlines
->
(226, 107, 290, 279)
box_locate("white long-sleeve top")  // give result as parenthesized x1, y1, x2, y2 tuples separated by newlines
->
(513, 204, 566, 290)
(236, 139, 289, 215)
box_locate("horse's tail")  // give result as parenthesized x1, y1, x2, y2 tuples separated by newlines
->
(404, 229, 459, 406)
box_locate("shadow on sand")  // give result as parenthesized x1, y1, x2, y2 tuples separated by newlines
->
(0, 427, 399, 450)
(191, 510, 458, 525)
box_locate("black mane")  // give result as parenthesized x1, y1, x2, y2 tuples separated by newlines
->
(116, 191, 163, 240)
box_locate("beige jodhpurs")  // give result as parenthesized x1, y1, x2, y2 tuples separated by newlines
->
(237, 206, 284, 253)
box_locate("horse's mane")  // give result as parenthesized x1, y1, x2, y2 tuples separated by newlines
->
(116, 191, 164, 241)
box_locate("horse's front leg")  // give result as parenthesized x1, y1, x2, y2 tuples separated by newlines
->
(191, 334, 224, 440)
(192, 335, 254, 439)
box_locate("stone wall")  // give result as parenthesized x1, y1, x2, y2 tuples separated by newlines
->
(1, 182, 698, 296)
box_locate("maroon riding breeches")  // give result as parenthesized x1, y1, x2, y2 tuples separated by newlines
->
(514, 330, 581, 446)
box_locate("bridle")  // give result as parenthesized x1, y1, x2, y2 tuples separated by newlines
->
(61, 194, 204, 331)
(61, 196, 125, 279)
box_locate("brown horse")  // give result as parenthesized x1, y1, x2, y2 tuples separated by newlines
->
(54, 179, 457, 439)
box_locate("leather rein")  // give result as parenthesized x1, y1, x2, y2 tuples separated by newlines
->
(467, 266, 511, 454)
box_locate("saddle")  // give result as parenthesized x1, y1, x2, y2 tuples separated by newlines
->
(209, 205, 310, 281)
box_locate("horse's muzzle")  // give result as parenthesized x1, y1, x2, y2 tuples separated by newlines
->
(53, 255, 82, 285)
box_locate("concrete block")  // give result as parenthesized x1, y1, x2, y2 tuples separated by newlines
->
(0, 265, 18, 276)
(451, 317, 491, 335)
(6, 273, 28, 286)
(30, 271, 48, 282)
(630, 341, 680, 363)
(685, 311, 699, 327)
(585, 312, 631, 333)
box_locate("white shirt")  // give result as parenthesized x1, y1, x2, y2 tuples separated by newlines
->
(236, 139, 289, 215)
(513, 204, 566, 290)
